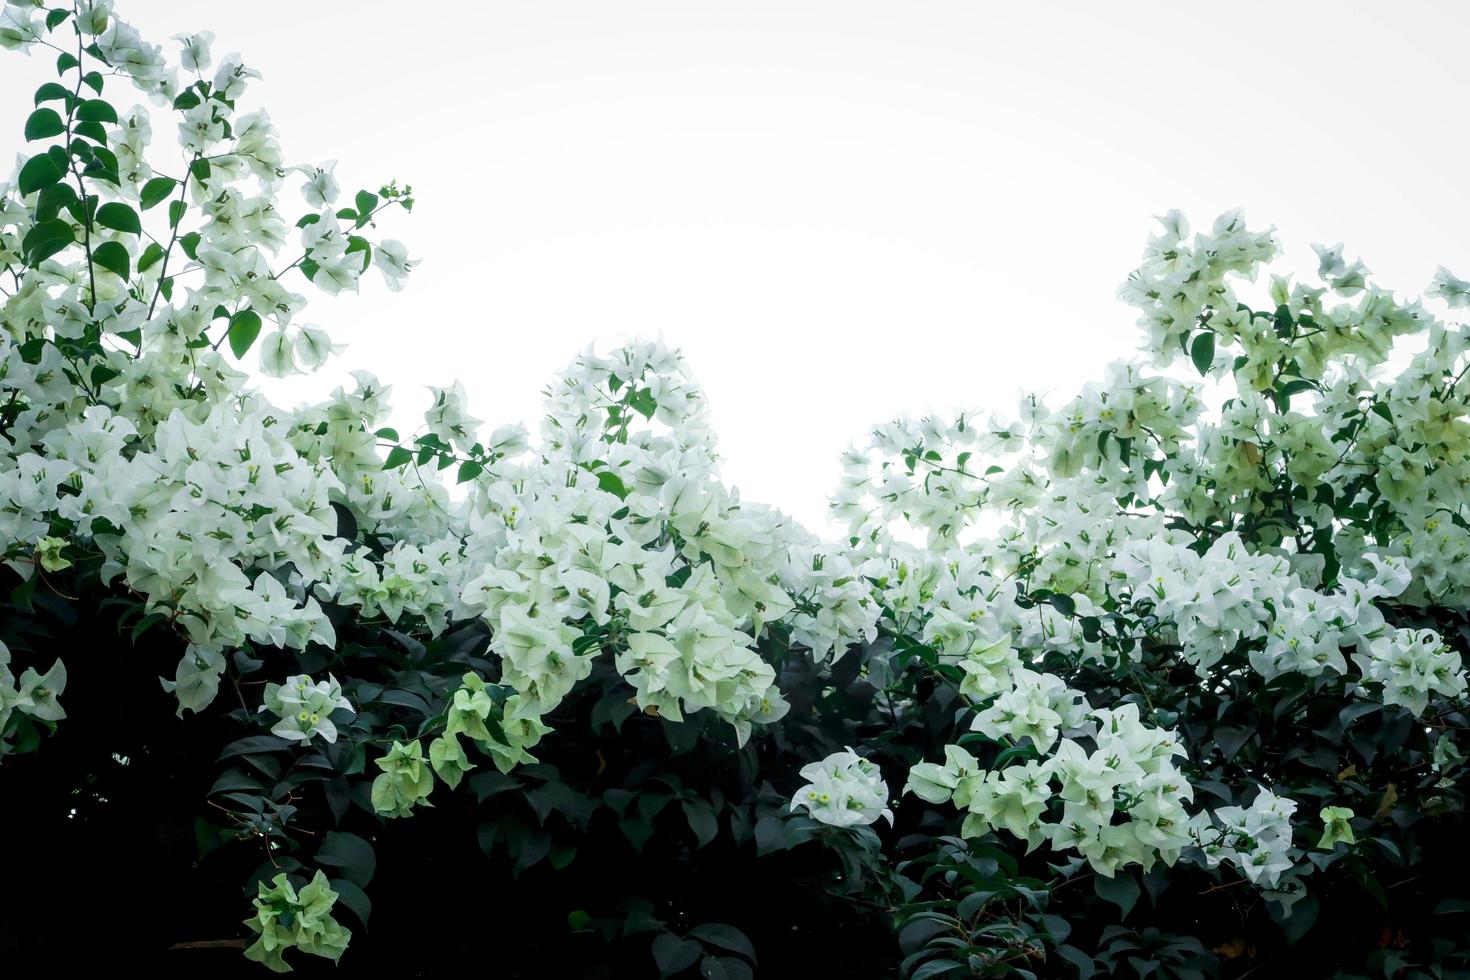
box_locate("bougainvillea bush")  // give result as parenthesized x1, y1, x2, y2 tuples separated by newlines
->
(2, 3, 1469, 976)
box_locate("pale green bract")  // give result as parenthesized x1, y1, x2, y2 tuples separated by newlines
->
(243, 870, 351, 973)
(1318, 805, 1356, 849)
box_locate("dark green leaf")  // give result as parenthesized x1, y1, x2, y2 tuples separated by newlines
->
(24, 107, 65, 141)
(227, 308, 262, 359)
(92, 240, 129, 278)
(75, 99, 117, 124)
(21, 218, 73, 265)
(1056, 945, 1096, 980)
(652, 934, 702, 976)
(34, 82, 69, 106)
(218, 734, 292, 759)
(34, 182, 75, 222)
(629, 388, 657, 420)
(1095, 872, 1141, 917)
(137, 241, 165, 273)
(1190, 331, 1215, 376)
(316, 831, 376, 887)
(688, 923, 755, 963)
(383, 446, 412, 469)
(329, 878, 371, 929)
(597, 470, 630, 499)
(73, 119, 107, 144)
(95, 201, 141, 235)
(682, 799, 719, 849)
(18, 152, 65, 195)
(140, 176, 177, 210)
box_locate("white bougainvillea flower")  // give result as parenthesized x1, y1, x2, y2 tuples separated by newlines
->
(173, 30, 214, 73)
(790, 748, 892, 828)
(259, 328, 296, 377)
(295, 160, 340, 208)
(373, 238, 416, 291)
(261, 673, 353, 744)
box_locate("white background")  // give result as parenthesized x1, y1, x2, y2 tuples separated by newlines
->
(4, 1, 1467, 531)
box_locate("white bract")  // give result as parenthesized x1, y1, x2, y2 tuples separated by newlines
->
(261, 673, 353, 744)
(790, 749, 892, 828)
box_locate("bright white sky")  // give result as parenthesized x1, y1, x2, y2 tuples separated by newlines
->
(4, 1, 1467, 531)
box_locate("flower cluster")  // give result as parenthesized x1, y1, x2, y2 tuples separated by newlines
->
(261, 673, 353, 744)
(905, 703, 1193, 878)
(790, 749, 893, 828)
(0, 640, 66, 752)
(1188, 790, 1299, 888)
(243, 870, 351, 973)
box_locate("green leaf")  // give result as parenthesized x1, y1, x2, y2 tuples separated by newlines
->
(24, 108, 65, 141)
(1055, 945, 1096, 980)
(190, 157, 211, 181)
(456, 460, 483, 484)
(21, 219, 74, 265)
(34, 82, 69, 106)
(17, 152, 65, 196)
(682, 800, 719, 849)
(355, 189, 379, 218)
(227, 308, 263, 359)
(1190, 330, 1215, 376)
(315, 831, 376, 888)
(137, 241, 165, 273)
(168, 199, 187, 229)
(218, 734, 291, 759)
(596, 470, 630, 499)
(688, 923, 755, 963)
(92, 240, 130, 279)
(72, 119, 107, 144)
(34, 182, 76, 222)
(383, 446, 412, 469)
(55, 52, 79, 74)
(1094, 871, 1141, 917)
(652, 934, 702, 976)
(74, 99, 117, 124)
(629, 388, 657, 420)
(328, 878, 371, 929)
(179, 231, 202, 260)
(44, 8, 69, 30)
(95, 202, 141, 235)
(346, 234, 372, 271)
(82, 71, 103, 95)
(140, 176, 177, 210)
